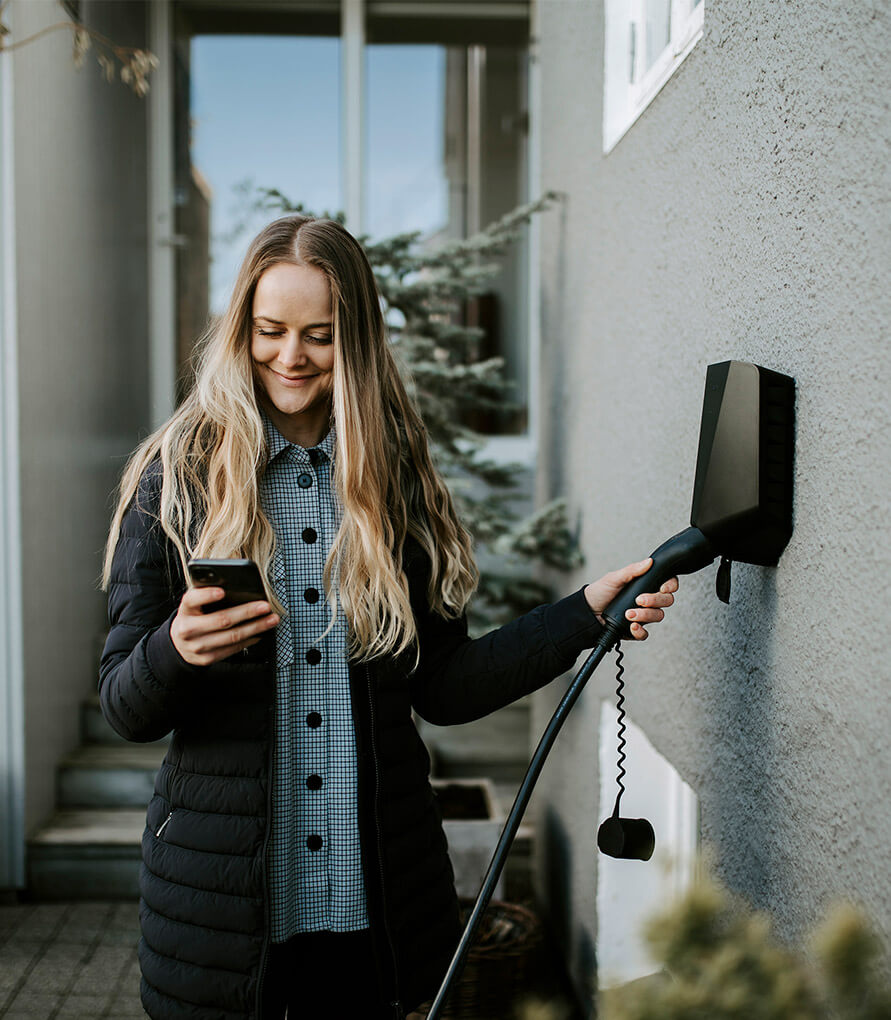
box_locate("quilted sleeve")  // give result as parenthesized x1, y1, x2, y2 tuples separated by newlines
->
(407, 548, 604, 726)
(98, 461, 206, 742)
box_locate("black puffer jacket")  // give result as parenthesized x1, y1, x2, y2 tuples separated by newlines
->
(99, 460, 604, 1019)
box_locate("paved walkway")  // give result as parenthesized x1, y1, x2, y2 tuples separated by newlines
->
(0, 901, 144, 1018)
(0, 899, 581, 1019)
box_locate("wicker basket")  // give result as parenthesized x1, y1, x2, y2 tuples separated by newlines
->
(415, 899, 544, 1019)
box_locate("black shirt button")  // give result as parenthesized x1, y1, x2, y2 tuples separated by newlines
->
(306, 712, 322, 729)
(306, 774, 323, 791)
(306, 834, 323, 851)
(305, 648, 322, 665)
(304, 587, 320, 604)
(297, 472, 314, 489)
(302, 527, 317, 544)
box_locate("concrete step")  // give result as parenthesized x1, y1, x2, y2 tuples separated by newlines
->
(26, 803, 535, 903)
(57, 743, 166, 809)
(416, 697, 531, 785)
(81, 692, 170, 745)
(27, 809, 144, 899)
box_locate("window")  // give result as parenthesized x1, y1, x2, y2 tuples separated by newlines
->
(171, 1, 532, 434)
(603, 0, 704, 153)
(365, 41, 530, 433)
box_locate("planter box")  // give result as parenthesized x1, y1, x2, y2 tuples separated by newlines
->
(431, 778, 505, 900)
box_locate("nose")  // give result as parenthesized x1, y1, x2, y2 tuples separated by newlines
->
(276, 334, 308, 369)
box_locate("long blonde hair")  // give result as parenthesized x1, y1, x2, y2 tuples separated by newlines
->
(101, 215, 478, 660)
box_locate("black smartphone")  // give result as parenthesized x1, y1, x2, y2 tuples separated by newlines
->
(187, 558, 267, 614)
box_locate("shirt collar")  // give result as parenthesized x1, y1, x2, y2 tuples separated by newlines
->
(260, 406, 336, 465)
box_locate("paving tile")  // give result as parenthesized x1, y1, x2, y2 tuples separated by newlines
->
(55, 993, 110, 1017)
(0, 906, 33, 941)
(97, 926, 138, 947)
(106, 994, 149, 1018)
(0, 943, 42, 993)
(54, 904, 113, 944)
(113, 971, 143, 1005)
(81, 944, 131, 972)
(4, 1013, 59, 1019)
(109, 903, 140, 929)
(2, 990, 62, 1014)
(20, 951, 81, 993)
(13, 905, 70, 942)
(121, 958, 142, 986)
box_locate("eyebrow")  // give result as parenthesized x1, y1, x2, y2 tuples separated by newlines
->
(252, 316, 333, 329)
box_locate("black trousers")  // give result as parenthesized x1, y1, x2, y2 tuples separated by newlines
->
(260, 928, 391, 1019)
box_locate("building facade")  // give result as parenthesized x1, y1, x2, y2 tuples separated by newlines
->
(531, 0, 890, 1009)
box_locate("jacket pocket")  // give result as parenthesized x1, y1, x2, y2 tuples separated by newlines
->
(155, 809, 174, 839)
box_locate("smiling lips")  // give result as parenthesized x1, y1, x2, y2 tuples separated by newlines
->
(271, 369, 318, 384)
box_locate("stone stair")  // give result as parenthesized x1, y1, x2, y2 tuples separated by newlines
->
(28, 691, 535, 901)
(27, 694, 167, 899)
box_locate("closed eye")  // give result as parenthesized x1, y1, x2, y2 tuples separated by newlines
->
(255, 329, 332, 345)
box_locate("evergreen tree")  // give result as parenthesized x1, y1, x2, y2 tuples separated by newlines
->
(222, 185, 582, 630)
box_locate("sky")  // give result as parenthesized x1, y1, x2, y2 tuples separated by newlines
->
(191, 36, 449, 313)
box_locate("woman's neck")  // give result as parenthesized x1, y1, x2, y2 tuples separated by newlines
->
(259, 398, 332, 449)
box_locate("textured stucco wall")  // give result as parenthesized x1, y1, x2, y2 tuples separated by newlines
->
(532, 0, 891, 1005)
(13, 0, 150, 835)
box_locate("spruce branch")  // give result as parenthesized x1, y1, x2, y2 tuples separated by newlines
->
(218, 182, 580, 622)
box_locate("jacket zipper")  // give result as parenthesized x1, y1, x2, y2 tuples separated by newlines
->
(157, 750, 180, 838)
(365, 663, 405, 1020)
(255, 690, 276, 1018)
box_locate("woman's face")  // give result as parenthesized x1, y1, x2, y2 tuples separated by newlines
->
(250, 262, 335, 447)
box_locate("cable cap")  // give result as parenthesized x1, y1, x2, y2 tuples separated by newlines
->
(597, 815, 655, 861)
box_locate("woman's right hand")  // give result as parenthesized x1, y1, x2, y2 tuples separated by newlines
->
(170, 586, 280, 666)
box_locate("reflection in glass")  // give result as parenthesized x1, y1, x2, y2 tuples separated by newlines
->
(183, 34, 341, 326)
(365, 45, 448, 241)
(645, 0, 672, 71)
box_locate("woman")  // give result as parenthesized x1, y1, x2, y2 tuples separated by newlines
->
(100, 215, 677, 1020)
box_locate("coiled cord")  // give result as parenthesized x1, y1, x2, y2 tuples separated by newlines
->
(612, 640, 626, 817)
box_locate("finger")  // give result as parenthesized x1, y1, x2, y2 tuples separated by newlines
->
(630, 621, 648, 640)
(189, 612, 280, 653)
(660, 577, 679, 594)
(610, 557, 653, 584)
(626, 608, 664, 625)
(182, 586, 226, 612)
(200, 599, 275, 632)
(635, 592, 675, 609)
(175, 602, 277, 649)
(191, 634, 266, 667)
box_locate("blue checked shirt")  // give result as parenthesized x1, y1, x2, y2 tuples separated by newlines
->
(259, 409, 369, 941)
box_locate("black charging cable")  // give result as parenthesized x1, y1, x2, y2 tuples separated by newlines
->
(424, 620, 621, 1020)
(427, 526, 718, 1016)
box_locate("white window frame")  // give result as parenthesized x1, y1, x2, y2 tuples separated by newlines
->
(0, 2, 26, 890)
(148, 0, 177, 430)
(603, 0, 704, 154)
(596, 700, 699, 988)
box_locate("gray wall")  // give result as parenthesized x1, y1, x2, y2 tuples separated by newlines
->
(532, 0, 890, 1004)
(13, 0, 150, 835)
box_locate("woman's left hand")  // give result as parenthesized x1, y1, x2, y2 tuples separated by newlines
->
(583, 558, 679, 640)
